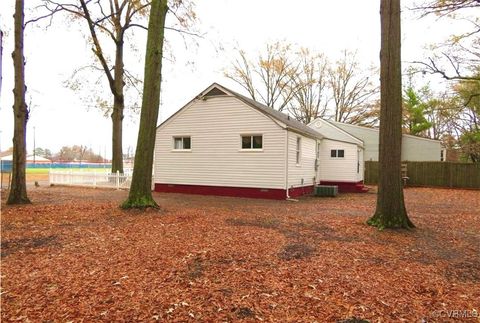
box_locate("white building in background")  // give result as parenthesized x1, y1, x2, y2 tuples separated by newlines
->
(324, 120, 442, 162)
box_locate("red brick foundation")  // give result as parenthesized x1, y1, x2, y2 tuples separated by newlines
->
(154, 183, 315, 200)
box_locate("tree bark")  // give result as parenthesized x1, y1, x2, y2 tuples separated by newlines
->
(7, 0, 30, 205)
(111, 40, 125, 174)
(122, 0, 167, 209)
(367, 0, 414, 229)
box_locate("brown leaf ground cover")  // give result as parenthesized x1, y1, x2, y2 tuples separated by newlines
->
(1, 187, 479, 322)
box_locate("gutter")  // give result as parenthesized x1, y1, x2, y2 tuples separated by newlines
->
(285, 129, 290, 199)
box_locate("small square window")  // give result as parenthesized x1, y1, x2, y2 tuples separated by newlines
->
(173, 136, 191, 150)
(241, 135, 263, 149)
(331, 149, 344, 158)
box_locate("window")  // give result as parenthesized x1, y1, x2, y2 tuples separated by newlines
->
(296, 137, 301, 164)
(241, 135, 263, 149)
(330, 149, 345, 158)
(173, 136, 191, 150)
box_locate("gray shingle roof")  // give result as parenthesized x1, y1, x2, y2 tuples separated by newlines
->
(217, 84, 324, 139)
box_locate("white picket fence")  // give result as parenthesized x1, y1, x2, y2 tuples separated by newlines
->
(49, 170, 132, 189)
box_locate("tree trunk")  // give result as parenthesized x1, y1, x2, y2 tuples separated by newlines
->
(111, 40, 125, 174)
(367, 0, 414, 229)
(7, 0, 30, 205)
(111, 95, 124, 173)
(122, 0, 168, 209)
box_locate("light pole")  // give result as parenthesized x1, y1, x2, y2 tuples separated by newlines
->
(33, 126, 36, 164)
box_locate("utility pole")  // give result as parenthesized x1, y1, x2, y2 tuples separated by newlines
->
(33, 126, 36, 164)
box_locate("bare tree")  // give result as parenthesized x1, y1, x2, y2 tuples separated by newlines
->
(7, 0, 31, 205)
(286, 49, 330, 124)
(37, 0, 151, 174)
(368, 0, 414, 229)
(328, 50, 379, 125)
(225, 42, 300, 111)
(38, 0, 196, 174)
(413, 0, 480, 81)
(122, 0, 168, 209)
(414, 0, 480, 17)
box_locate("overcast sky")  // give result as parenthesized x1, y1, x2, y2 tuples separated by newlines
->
(0, 0, 463, 158)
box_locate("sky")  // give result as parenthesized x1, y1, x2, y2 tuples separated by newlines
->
(0, 0, 465, 159)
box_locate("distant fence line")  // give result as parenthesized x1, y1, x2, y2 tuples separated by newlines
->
(364, 161, 480, 189)
(0, 161, 112, 172)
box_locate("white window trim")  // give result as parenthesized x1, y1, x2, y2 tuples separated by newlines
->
(330, 149, 345, 159)
(172, 136, 192, 151)
(240, 134, 263, 151)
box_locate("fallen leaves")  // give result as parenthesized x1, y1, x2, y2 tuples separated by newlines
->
(1, 186, 479, 321)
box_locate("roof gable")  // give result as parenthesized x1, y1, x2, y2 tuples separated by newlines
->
(203, 87, 228, 97)
(207, 84, 323, 139)
(158, 83, 324, 140)
(309, 118, 363, 146)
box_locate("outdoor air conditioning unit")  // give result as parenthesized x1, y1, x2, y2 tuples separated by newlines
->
(315, 185, 338, 197)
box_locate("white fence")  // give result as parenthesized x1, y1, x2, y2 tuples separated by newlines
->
(49, 170, 132, 189)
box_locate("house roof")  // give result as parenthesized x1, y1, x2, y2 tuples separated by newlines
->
(158, 83, 324, 140)
(220, 85, 324, 139)
(330, 120, 442, 143)
(308, 118, 364, 147)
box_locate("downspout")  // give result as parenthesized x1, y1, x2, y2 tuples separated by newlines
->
(285, 129, 289, 199)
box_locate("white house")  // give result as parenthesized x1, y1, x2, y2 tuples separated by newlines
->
(323, 120, 442, 161)
(154, 83, 367, 199)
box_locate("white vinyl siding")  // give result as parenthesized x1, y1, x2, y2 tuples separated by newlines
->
(155, 96, 286, 189)
(318, 139, 360, 182)
(401, 135, 442, 161)
(287, 131, 317, 188)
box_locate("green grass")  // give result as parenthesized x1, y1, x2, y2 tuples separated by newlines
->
(26, 167, 110, 174)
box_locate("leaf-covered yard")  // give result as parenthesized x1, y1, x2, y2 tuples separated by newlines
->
(1, 187, 479, 322)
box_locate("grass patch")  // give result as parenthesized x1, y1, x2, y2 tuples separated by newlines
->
(26, 167, 109, 174)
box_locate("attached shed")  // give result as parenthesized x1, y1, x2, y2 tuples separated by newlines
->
(154, 83, 325, 199)
(308, 119, 367, 192)
(327, 120, 442, 161)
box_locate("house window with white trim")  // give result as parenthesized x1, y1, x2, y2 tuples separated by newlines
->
(330, 149, 344, 158)
(296, 137, 301, 164)
(241, 135, 263, 149)
(173, 136, 191, 150)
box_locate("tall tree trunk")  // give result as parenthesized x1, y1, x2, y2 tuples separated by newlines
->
(7, 0, 30, 205)
(122, 0, 168, 209)
(367, 0, 414, 229)
(111, 40, 125, 174)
